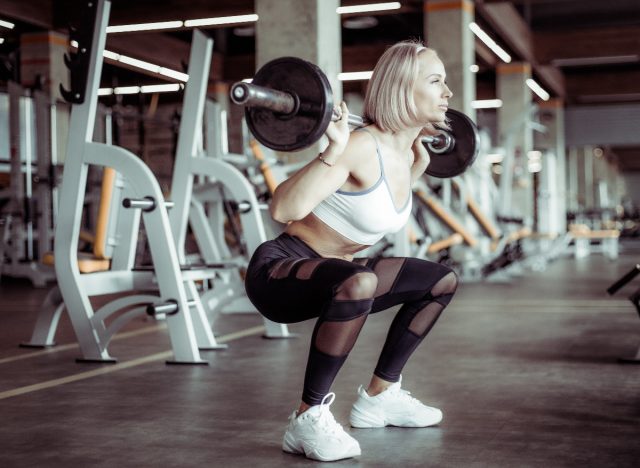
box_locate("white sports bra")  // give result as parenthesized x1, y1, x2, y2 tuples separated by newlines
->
(311, 130, 412, 245)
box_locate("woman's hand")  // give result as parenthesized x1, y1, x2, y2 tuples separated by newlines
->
(410, 132, 431, 185)
(324, 101, 351, 155)
(411, 132, 430, 168)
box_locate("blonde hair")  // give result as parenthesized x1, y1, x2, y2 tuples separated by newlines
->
(363, 40, 444, 133)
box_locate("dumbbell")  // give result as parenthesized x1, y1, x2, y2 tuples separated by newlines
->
(230, 56, 480, 178)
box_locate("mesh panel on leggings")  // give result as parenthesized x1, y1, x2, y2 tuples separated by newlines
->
(407, 301, 445, 336)
(314, 313, 368, 356)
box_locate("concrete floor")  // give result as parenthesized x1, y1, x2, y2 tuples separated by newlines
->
(1, 247, 639, 467)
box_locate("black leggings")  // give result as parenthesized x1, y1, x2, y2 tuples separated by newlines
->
(245, 233, 458, 406)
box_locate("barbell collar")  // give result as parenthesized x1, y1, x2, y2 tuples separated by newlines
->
(230, 82, 298, 116)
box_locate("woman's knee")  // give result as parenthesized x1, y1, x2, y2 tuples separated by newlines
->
(431, 270, 458, 297)
(335, 271, 378, 301)
(430, 270, 458, 305)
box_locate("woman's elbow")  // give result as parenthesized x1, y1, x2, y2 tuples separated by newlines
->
(269, 203, 290, 224)
(270, 201, 307, 224)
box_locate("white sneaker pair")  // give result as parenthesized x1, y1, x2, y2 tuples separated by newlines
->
(282, 378, 442, 462)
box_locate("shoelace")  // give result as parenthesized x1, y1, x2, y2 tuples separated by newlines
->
(313, 393, 345, 435)
(387, 386, 423, 406)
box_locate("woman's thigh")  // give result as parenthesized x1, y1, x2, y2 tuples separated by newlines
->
(246, 255, 372, 324)
(356, 257, 454, 313)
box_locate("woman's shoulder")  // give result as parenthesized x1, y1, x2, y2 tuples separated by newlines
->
(347, 127, 379, 154)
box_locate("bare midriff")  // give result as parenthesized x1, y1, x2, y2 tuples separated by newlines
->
(284, 213, 370, 261)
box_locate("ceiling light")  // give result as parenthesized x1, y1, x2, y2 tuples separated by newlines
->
(184, 14, 258, 27)
(140, 83, 182, 93)
(71, 40, 189, 82)
(99, 83, 183, 96)
(233, 26, 255, 37)
(158, 67, 189, 82)
(338, 71, 373, 81)
(114, 86, 140, 95)
(118, 55, 163, 74)
(343, 16, 379, 29)
(469, 64, 479, 73)
(0, 19, 15, 29)
(0, 38, 4, 45)
(469, 22, 511, 63)
(106, 21, 183, 33)
(337, 2, 401, 14)
(551, 55, 639, 67)
(526, 79, 550, 101)
(471, 99, 502, 109)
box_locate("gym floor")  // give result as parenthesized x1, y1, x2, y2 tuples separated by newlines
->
(1, 246, 639, 468)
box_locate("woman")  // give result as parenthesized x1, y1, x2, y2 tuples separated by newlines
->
(245, 40, 458, 462)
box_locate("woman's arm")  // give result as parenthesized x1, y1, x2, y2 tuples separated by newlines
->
(270, 103, 354, 223)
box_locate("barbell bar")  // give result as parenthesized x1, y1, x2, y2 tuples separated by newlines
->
(229, 57, 480, 178)
(231, 82, 453, 154)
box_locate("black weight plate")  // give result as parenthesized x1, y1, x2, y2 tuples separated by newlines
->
(425, 108, 480, 178)
(246, 57, 334, 152)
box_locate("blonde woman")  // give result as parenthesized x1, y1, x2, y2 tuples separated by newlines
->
(245, 40, 458, 462)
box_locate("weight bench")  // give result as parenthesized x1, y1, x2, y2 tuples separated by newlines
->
(24, 0, 229, 364)
(569, 224, 620, 260)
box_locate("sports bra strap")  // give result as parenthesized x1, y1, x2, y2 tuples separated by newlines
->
(354, 127, 385, 179)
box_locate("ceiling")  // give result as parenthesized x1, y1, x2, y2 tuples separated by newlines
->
(0, 0, 639, 169)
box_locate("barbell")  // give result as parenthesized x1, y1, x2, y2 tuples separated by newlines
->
(230, 56, 480, 178)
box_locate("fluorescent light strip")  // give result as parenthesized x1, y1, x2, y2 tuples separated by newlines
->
(471, 99, 502, 109)
(106, 21, 184, 33)
(114, 86, 140, 95)
(71, 40, 188, 82)
(338, 71, 373, 81)
(99, 83, 182, 96)
(469, 22, 511, 63)
(184, 14, 258, 27)
(104, 3, 404, 36)
(140, 83, 181, 93)
(337, 2, 401, 14)
(0, 19, 15, 29)
(526, 78, 550, 101)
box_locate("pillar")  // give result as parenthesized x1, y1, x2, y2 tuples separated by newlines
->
(497, 62, 533, 222)
(424, 0, 476, 119)
(535, 98, 566, 233)
(255, 0, 341, 162)
(20, 31, 70, 164)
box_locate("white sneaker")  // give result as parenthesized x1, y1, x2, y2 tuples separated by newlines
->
(282, 393, 361, 462)
(350, 377, 443, 428)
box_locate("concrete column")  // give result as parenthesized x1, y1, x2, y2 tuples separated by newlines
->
(20, 31, 70, 164)
(497, 62, 533, 222)
(255, 0, 341, 162)
(535, 99, 566, 232)
(566, 147, 579, 214)
(424, 0, 476, 119)
(575, 146, 596, 214)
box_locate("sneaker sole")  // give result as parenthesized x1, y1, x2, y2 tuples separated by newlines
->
(350, 407, 443, 428)
(282, 433, 361, 462)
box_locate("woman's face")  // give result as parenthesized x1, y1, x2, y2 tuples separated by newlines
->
(412, 51, 452, 124)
